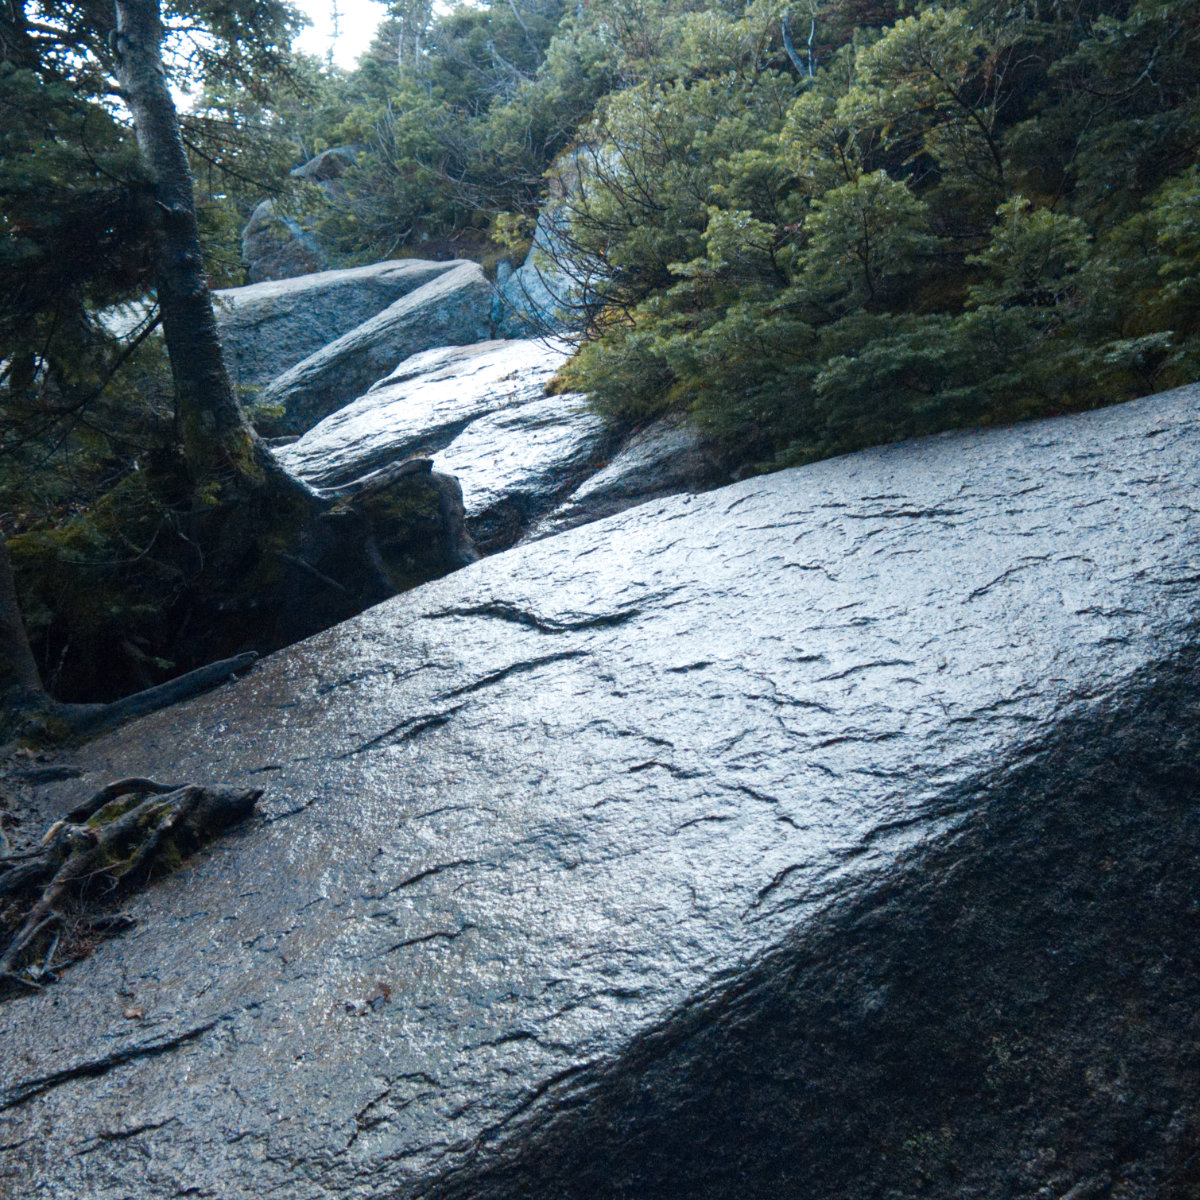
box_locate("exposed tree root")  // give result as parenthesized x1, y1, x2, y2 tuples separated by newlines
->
(0, 778, 260, 994)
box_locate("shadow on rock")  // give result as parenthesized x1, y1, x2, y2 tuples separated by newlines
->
(428, 638, 1200, 1200)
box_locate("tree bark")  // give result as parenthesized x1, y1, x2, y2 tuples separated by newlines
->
(110, 0, 290, 489)
(0, 536, 44, 705)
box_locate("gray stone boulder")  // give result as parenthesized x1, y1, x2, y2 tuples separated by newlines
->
(241, 197, 330, 284)
(241, 146, 362, 284)
(2, 383, 1199, 1200)
(493, 206, 583, 337)
(530, 412, 723, 540)
(290, 145, 361, 185)
(212, 259, 461, 393)
(277, 338, 609, 550)
(256, 262, 495, 434)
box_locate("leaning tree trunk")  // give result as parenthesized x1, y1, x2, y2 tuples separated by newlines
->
(0, 0, 476, 747)
(111, 0, 292, 490)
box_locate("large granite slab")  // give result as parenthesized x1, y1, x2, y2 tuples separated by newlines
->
(2, 384, 1198, 1198)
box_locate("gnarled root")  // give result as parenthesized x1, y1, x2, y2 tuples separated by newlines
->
(0, 778, 260, 991)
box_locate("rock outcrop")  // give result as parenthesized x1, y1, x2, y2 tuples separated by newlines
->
(530, 413, 722, 540)
(241, 197, 331, 284)
(213, 260, 462, 393)
(277, 339, 610, 550)
(1, 383, 1198, 1200)
(493, 207, 581, 337)
(241, 146, 362, 284)
(257, 262, 495, 434)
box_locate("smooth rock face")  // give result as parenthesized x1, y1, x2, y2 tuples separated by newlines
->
(531, 412, 722, 540)
(277, 338, 609, 549)
(2, 385, 1199, 1200)
(214, 260, 461, 392)
(437, 391, 608, 550)
(258, 262, 495, 434)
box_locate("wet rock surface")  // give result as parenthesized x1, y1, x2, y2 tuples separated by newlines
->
(214, 260, 460, 392)
(277, 339, 610, 549)
(258, 262, 495, 434)
(530, 413, 723, 541)
(2, 384, 1199, 1199)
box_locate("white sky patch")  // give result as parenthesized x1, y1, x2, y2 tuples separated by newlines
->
(294, 0, 392, 68)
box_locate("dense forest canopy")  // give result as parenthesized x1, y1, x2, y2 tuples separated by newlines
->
(1, 0, 1197, 713)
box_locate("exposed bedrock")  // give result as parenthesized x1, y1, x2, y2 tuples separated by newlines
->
(256, 262, 495, 435)
(1, 383, 1198, 1199)
(493, 206, 580, 337)
(529, 412, 723, 541)
(277, 339, 613, 552)
(213, 259, 461, 392)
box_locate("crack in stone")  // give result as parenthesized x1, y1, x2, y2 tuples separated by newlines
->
(336, 705, 465, 759)
(815, 659, 917, 682)
(846, 507, 964, 520)
(965, 556, 1053, 601)
(626, 760, 703, 780)
(258, 794, 323, 824)
(368, 859, 479, 900)
(438, 650, 589, 699)
(409, 803, 500, 822)
(721, 783, 782, 806)
(1, 1018, 224, 1112)
(751, 862, 807, 908)
(422, 601, 642, 634)
(674, 813, 734, 833)
(378, 923, 476, 957)
(810, 730, 904, 749)
(73, 1116, 180, 1156)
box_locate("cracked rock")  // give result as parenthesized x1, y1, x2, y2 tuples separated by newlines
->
(1, 384, 1199, 1199)
(277, 339, 611, 550)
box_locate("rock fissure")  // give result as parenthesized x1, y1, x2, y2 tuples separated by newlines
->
(335, 706, 466, 759)
(0, 1017, 225, 1112)
(422, 602, 642, 634)
(437, 651, 590, 700)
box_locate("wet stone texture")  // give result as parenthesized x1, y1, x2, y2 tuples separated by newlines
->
(2, 384, 1200, 1199)
(214, 259, 460, 392)
(258, 263, 495, 435)
(277, 339, 612, 551)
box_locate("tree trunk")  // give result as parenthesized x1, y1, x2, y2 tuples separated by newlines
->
(0, 0, 477, 745)
(110, 0, 290, 490)
(0, 536, 44, 707)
